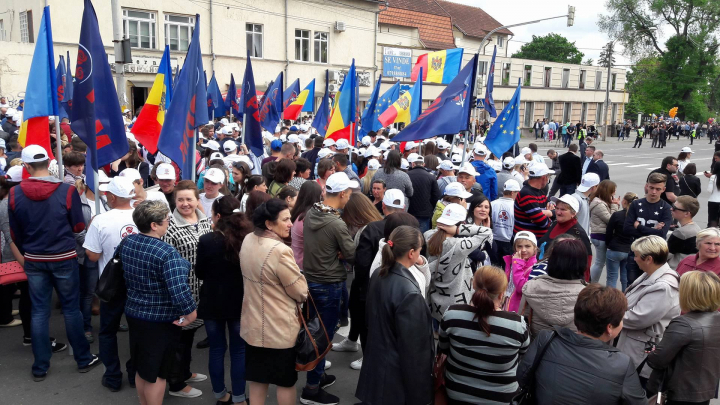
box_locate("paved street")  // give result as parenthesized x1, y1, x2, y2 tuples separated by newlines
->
(1, 135, 718, 405)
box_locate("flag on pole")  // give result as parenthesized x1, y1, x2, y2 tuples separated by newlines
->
(64, 51, 74, 117)
(18, 5, 57, 161)
(484, 46, 498, 118)
(224, 74, 242, 119)
(56, 55, 70, 120)
(411, 48, 463, 84)
(484, 78, 522, 158)
(378, 68, 422, 127)
(312, 70, 330, 136)
(241, 52, 264, 158)
(131, 45, 174, 154)
(283, 79, 300, 114)
(207, 73, 225, 119)
(71, 0, 129, 191)
(392, 54, 478, 142)
(364, 81, 400, 136)
(359, 75, 381, 138)
(259, 72, 283, 132)
(283, 79, 315, 120)
(157, 15, 209, 180)
(326, 60, 357, 143)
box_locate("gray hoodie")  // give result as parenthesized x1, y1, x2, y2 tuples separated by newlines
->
(302, 203, 356, 284)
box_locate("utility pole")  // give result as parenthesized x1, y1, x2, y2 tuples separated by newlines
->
(45, 0, 64, 180)
(110, 0, 126, 111)
(602, 42, 613, 141)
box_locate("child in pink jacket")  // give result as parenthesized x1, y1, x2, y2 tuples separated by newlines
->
(502, 231, 538, 312)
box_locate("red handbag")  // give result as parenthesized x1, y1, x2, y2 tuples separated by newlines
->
(0, 261, 26, 285)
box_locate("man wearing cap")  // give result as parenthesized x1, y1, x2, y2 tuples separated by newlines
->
(557, 144, 582, 195)
(83, 177, 139, 391)
(492, 179, 521, 259)
(572, 172, 600, 234)
(9, 145, 101, 380)
(301, 172, 357, 403)
(436, 141, 450, 161)
(261, 139, 284, 168)
(436, 160, 458, 195)
(262, 143, 296, 184)
(153, 163, 178, 212)
(199, 168, 225, 215)
(494, 157, 515, 197)
(407, 153, 441, 232)
(334, 138, 359, 175)
(332, 153, 361, 188)
(586, 150, 610, 181)
(301, 136, 324, 180)
(470, 144, 498, 201)
(457, 163, 485, 205)
(2, 111, 19, 135)
(514, 162, 554, 240)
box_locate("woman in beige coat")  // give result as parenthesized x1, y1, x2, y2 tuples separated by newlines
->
(589, 180, 620, 283)
(240, 199, 308, 405)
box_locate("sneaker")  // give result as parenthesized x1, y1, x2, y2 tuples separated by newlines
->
(300, 387, 339, 405)
(196, 337, 210, 349)
(169, 386, 203, 398)
(51, 342, 67, 353)
(319, 373, 336, 389)
(185, 373, 207, 383)
(118, 324, 128, 332)
(331, 338, 359, 352)
(23, 336, 57, 346)
(32, 372, 47, 382)
(78, 354, 101, 373)
(325, 360, 331, 370)
(350, 357, 363, 370)
(102, 377, 120, 392)
(85, 332, 94, 343)
(0, 319, 22, 327)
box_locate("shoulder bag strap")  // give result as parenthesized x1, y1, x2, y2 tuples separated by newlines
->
(682, 176, 697, 198)
(524, 331, 557, 387)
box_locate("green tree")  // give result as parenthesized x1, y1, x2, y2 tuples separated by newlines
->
(583, 58, 594, 66)
(598, 43, 616, 68)
(512, 33, 585, 64)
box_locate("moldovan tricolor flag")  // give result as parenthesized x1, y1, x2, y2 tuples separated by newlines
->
(378, 68, 422, 127)
(283, 79, 315, 120)
(131, 45, 174, 154)
(411, 48, 463, 84)
(17, 5, 57, 160)
(325, 60, 357, 143)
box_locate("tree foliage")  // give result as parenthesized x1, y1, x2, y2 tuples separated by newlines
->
(511, 33, 585, 64)
(583, 58, 594, 66)
(598, 43, 616, 68)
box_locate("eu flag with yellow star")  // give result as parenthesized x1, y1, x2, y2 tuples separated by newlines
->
(362, 81, 400, 136)
(484, 78, 521, 158)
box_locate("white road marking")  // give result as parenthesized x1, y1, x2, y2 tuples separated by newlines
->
(626, 164, 651, 168)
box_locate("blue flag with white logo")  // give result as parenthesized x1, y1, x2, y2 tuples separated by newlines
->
(259, 72, 283, 132)
(484, 46, 497, 118)
(392, 54, 477, 142)
(56, 55, 69, 120)
(157, 14, 209, 180)
(224, 74, 242, 119)
(71, 0, 129, 192)
(283, 78, 300, 111)
(207, 73, 225, 119)
(312, 69, 330, 137)
(241, 52, 264, 158)
(484, 78, 522, 158)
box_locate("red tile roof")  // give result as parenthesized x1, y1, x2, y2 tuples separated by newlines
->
(436, 0, 513, 37)
(379, 2, 456, 50)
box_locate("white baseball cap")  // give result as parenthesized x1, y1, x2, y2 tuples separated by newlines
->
(401, 159, 409, 170)
(551, 194, 580, 213)
(407, 153, 424, 164)
(382, 188, 406, 209)
(514, 230, 537, 246)
(439, 160, 458, 171)
(236, 154, 255, 170)
(98, 170, 110, 186)
(6, 166, 23, 182)
(335, 139, 349, 150)
(119, 168, 142, 182)
(473, 143, 488, 155)
(405, 141, 418, 150)
(458, 163, 479, 176)
(102, 176, 136, 198)
(379, 142, 391, 151)
(444, 182, 472, 198)
(367, 159, 380, 170)
(323, 138, 336, 147)
(437, 203, 467, 226)
(204, 167, 226, 184)
(221, 126, 233, 135)
(287, 134, 300, 144)
(577, 172, 600, 192)
(681, 147, 693, 153)
(451, 154, 462, 164)
(223, 140, 238, 152)
(318, 148, 335, 159)
(155, 163, 176, 180)
(325, 172, 359, 193)
(527, 162, 554, 177)
(503, 157, 515, 169)
(210, 152, 224, 160)
(364, 146, 381, 158)
(514, 156, 530, 166)
(204, 140, 221, 151)
(504, 179, 521, 192)
(437, 141, 449, 150)
(220, 118, 229, 126)
(21, 145, 49, 163)
(361, 136, 372, 146)
(521, 147, 532, 155)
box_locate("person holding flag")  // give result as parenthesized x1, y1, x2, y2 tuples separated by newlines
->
(131, 45, 173, 155)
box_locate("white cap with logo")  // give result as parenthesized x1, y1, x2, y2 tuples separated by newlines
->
(458, 162, 479, 176)
(119, 168, 142, 183)
(439, 160, 459, 171)
(204, 140, 221, 151)
(444, 182, 472, 198)
(101, 177, 136, 198)
(204, 167, 226, 184)
(527, 162, 554, 177)
(335, 139, 349, 150)
(382, 188, 406, 209)
(577, 172, 600, 192)
(155, 163, 176, 180)
(551, 194, 580, 213)
(325, 172, 359, 193)
(437, 203, 467, 225)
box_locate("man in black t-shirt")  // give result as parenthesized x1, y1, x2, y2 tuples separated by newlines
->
(648, 156, 679, 205)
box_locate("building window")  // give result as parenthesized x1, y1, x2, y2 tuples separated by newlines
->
(502, 63, 511, 85)
(164, 14, 194, 52)
(19, 10, 34, 43)
(611, 73, 617, 90)
(478, 61, 488, 76)
(295, 29, 310, 62)
(524, 65, 532, 86)
(612, 103, 618, 123)
(544, 67, 551, 88)
(497, 36, 504, 48)
(545, 102, 553, 120)
(562, 69, 570, 88)
(246, 24, 263, 58)
(581, 102, 588, 122)
(563, 102, 572, 124)
(123, 9, 156, 49)
(524, 102, 534, 127)
(0, 19, 5, 41)
(595, 71, 603, 90)
(596, 102, 604, 125)
(579, 70, 586, 89)
(314, 31, 328, 63)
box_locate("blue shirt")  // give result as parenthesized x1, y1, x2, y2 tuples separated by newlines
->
(121, 234, 196, 322)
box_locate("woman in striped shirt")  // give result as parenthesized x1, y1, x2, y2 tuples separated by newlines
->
(438, 265, 530, 404)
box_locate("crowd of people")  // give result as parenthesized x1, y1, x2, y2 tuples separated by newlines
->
(0, 106, 720, 405)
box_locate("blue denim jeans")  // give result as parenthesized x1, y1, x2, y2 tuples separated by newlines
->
(605, 249, 628, 291)
(25, 259, 93, 375)
(306, 281, 343, 387)
(417, 217, 431, 234)
(99, 297, 135, 389)
(590, 238, 607, 283)
(79, 260, 99, 333)
(625, 251, 643, 290)
(205, 319, 247, 403)
(559, 184, 576, 196)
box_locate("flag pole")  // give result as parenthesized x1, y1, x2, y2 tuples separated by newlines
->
(55, 118, 64, 179)
(192, 128, 198, 183)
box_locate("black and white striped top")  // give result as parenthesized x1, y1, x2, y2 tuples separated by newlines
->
(438, 304, 530, 405)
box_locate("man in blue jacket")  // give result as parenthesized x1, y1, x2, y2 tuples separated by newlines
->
(470, 143, 498, 201)
(9, 145, 100, 381)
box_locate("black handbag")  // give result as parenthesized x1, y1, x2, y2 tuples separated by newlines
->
(95, 238, 128, 303)
(295, 293, 331, 371)
(511, 331, 557, 405)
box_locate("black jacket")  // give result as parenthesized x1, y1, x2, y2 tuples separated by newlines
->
(557, 152, 582, 186)
(301, 147, 321, 180)
(647, 311, 720, 402)
(678, 174, 701, 198)
(407, 166, 440, 218)
(606, 210, 633, 253)
(518, 327, 646, 405)
(356, 263, 434, 405)
(353, 218, 387, 299)
(195, 232, 243, 320)
(587, 159, 610, 181)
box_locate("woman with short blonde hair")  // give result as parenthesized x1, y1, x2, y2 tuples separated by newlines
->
(647, 271, 720, 404)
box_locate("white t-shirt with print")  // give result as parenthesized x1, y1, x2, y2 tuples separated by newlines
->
(83, 208, 139, 274)
(491, 197, 515, 242)
(199, 192, 224, 216)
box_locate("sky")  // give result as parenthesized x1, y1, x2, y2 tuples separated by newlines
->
(451, 0, 635, 67)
